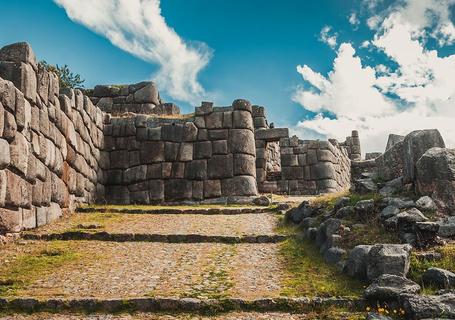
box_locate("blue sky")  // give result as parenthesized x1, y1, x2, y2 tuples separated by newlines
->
(1, 0, 455, 152)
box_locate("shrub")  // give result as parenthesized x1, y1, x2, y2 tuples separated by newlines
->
(39, 60, 85, 89)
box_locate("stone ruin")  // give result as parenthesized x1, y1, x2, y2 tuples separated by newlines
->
(0, 42, 359, 234)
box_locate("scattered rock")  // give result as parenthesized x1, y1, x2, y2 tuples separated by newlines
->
(437, 216, 455, 238)
(400, 293, 455, 320)
(344, 245, 372, 280)
(285, 201, 314, 224)
(414, 222, 439, 248)
(335, 206, 354, 219)
(253, 195, 271, 206)
(300, 217, 317, 229)
(334, 196, 350, 211)
(380, 205, 399, 220)
(384, 197, 415, 209)
(415, 196, 437, 212)
(364, 274, 420, 301)
(324, 247, 346, 264)
(422, 267, 455, 289)
(355, 178, 378, 194)
(276, 202, 290, 211)
(315, 218, 341, 249)
(366, 244, 412, 281)
(396, 208, 428, 232)
(355, 199, 375, 219)
(379, 177, 403, 197)
(415, 147, 455, 213)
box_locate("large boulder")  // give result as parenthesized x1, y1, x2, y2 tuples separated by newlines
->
(402, 129, 445, 183)
(385, 134, 404, 151)
(344, 245, 372, 280)
(438, 216, 455, 238)
(415, 147, 455, 214)
(364, 274, 420, 301)
(366, 244, 412, 281)
(400, 293, 455, 320)
(422, 267, 455, 289)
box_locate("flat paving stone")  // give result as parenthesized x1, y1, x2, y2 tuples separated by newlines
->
(0, 312, 357, 319)
(1, 241, 285, 300)
(25, 213, 280, 237)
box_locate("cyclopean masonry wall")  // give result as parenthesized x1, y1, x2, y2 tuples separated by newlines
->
(100, 100, 258, 204)
(254, 107, 352, 195)
(0, 41, 356, 233)
(87, 83, 180, 116)
(0, 42, 105, 234)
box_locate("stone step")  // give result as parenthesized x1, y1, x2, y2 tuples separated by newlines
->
(0, 297, 365, 315)
(22, 233, 287, 244)
(76, 206, 275, 215)
(25, 212, 281, 238)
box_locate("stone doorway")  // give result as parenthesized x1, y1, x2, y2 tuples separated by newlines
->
(265, 141, 281, 180)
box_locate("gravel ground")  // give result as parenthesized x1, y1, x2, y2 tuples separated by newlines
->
(9, 241, 285, 299)
(26, 213, 280, 237)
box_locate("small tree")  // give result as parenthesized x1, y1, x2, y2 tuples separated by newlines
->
(39, 60, 85, 89)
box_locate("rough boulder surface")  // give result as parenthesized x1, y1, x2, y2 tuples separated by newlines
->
(364, 274, 421, 301)
(400, 293, 455, 320)
(344, 245, 372, 280)
(402, 129, 445, 183)
(366, 244, 412, 281)
(422, 267, 455, 289)
(416, 147, 455, 213)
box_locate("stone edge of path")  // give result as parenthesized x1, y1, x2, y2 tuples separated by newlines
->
(75, 207, 276, 215)
(22, 233, 288, 244)
(0, 297, 366, 314)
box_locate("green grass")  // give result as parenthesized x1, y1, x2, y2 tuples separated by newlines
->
(280, 237, 365, 297)
(0, 242, 82, 297)
(408, 244, 455, 293)
(348, 193, 383, 206)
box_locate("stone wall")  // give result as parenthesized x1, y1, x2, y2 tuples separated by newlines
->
(254, 111, 351, 195)
(0, 43, 105, 234)
(340, 130, 361, 160)
(100, 100, 258, 204)
(87, 82, 180, 116)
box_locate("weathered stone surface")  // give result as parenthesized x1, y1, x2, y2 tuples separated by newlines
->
(354, 199, 374, 218)
(133, 82, 160, 105)
(344, 245, 372, 280)
(164, 179, 192, 201)
(221, 175, 257, 196)
(0, 138, 10, 169)
(438, 216, 455, 238)
(400, 293, 455, 320)
(205, 112, 223, 129)
(0, 207, 22, 232)
(422, 267, 455, 289)
(204, 180, 221, 198)
(179, 143, 193, 162)
(232, 110, 254, 130)
(212, 140, 228, 155)
(0, 42, 37, 69)
(161, 124, 183, 142)
(380, 205, 399, 220)
(310, 163, 336, 180)
(324, 247, 346, 264)
(355, 178, 378, 194)
(367, 244, 412, 280)
(233, 154, 255, 176)
(385, 134, 404, 151)
(3, 110, 17, 141)
(402, 129, 445, 183)
(207, 154, 233, 179)
(194, 141, 212, 159)
(232, 98, 252, 112)
(364, 274, 420, 301)
(140, 141, 164, 163)
(183, 122, 198, 141)
(416, 147, 455, 213)
(9, 132, 29, 175)
(255, 128, 289, 141)
(229, 129, 255, 155)
(415, 196, 437, 211)
(185, 160, 207, 180)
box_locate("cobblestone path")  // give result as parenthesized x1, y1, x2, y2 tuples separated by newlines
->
(0, 204, 363, 319)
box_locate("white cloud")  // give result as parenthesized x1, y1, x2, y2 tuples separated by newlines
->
(349, 12, 360, 28)
(293, 0, 455, 154)
(319, 26, 338, 49)
(293, 43, 394, 118)
(54, 0, 212, 104)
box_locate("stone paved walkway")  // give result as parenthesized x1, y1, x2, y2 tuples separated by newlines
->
(0, 204, 363, 318)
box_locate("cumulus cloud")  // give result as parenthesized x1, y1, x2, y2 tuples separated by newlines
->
(54, 0, 212, 104)
(319, 26, 338, 49)
(293, 0, 455, 154)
